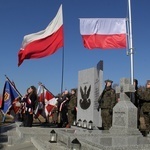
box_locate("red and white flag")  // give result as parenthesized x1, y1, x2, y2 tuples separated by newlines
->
(80, 18, 127, 49)
(37, 85, 57, 117)
(18, 4, 64, 66)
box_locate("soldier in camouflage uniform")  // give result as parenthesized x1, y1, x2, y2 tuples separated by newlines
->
(138, 80, 150, 136)
(97, 79, 116, 130)
(67, 89, 77, 128)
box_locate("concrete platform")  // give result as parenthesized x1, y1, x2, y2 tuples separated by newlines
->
(2, 122, 150, 150)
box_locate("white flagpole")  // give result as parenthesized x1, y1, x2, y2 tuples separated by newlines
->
(128, 0, 134, 84)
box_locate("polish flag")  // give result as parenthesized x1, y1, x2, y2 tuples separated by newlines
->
(80, 18, 127, 49)
(18, 4, 64, 66)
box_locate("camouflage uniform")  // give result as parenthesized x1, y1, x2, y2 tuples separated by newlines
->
(138, 81, 150, 135)
(67, 90, 77, 126)
(97, 80, 116, 130)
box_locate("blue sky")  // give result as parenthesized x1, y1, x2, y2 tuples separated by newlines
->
(0, 0, 149, 95)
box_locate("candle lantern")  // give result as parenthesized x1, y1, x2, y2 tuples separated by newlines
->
(88, 120, 93, 130)
(77, 119, 82, 127)
(72, 120, 76, 126)
(82, 120, 87, 128)
(71, 138, 81, 150)
(49, 130, 57, 143)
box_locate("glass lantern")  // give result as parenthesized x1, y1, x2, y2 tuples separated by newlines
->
(72, 120, 77, 126)
(88, 120, 93, 130)
(82, 120, 87, 128)
(77, 119, 82, 127)
(49, 130, 57, 143)
(71, 138, 81, 150)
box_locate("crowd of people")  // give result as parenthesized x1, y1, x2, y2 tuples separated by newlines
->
(12, 78, 150, 137)
(18, 87, 77, 128)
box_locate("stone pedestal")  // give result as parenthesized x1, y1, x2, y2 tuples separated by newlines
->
(77, 60, 103, 127)
(110, 78, 141, 135)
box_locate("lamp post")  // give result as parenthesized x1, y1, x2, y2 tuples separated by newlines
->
(82, 120, 87, 129)
(49, 130, 57, 143)
(88, 120, 93, 130)
(71, 138, 81, 150)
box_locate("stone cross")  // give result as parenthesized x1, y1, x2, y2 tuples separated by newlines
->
(110, 78, 140, 135)
(116, 78, 135, 101)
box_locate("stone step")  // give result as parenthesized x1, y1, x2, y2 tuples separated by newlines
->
(7, 129, 27, 146)
(0, 123, 16, 134)
(5, 141, 37, 150)
(31, 137, 68, 150)
(0, 134, 8, 143)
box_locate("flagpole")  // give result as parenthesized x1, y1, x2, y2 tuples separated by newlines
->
(61, 45, 65, 94)
(39, 83, 55, 97)
(60, 6, 64, 94)
(128, 0, 134, 84)
(5, 75, 22, 97)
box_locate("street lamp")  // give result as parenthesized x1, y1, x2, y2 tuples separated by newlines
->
(49, 130, 57, 143)
(71, 138, 81, 150)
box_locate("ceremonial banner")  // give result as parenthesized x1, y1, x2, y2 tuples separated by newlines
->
(36, 84, 57, 117)
(1, 81, 20, 114)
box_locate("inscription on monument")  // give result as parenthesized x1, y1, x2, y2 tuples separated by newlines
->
(113, 111, 126, 126)
(94, 79, 99, 109)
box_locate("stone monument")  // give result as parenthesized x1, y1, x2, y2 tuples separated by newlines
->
(77, 60, 103, 128)
(110, 78, 141, 135)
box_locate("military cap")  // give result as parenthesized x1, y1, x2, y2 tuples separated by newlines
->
(105, 79, 113, 83)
